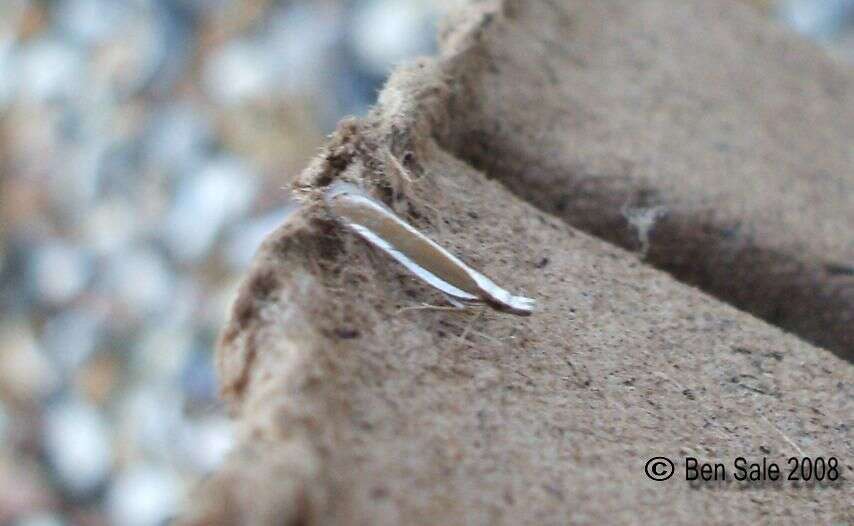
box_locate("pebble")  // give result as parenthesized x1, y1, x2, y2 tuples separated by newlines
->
(268, 4, 343, 95)
(29, 241, 91, 305)
(118, 387, 185, 462)
(133, 328, 194, 383)
(349, 0, 435, 76)
(40, 308, 103, 371)
(93, 1, 171, 97)
(146, 1, 196, 96)
(73, 354, 120, 405)
(0, 38, 17, 110)
(54, 0, 125, 46)
(144, 103, 213, 174)
(102, 246, 174, 319)
(203, 39, 274, 105)
(180, 416, 233, 474)
(0, 321, 60, 402)
(81, 198, 139, 255)
(17, 38, 84, 103)
(163, 156, 257, 263)
(153, 276, 201, 330)
(107, 465, 184, 526)
(42, 399, 112, 496)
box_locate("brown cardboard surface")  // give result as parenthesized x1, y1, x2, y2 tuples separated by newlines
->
(436, 0, 853, 357)
(180, 58, 853, 526)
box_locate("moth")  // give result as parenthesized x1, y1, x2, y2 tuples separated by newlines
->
(325, 181, 535, 316)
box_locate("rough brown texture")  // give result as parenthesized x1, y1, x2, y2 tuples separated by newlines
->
(180, 2, 854, 524)
(436, 0, 854, 358)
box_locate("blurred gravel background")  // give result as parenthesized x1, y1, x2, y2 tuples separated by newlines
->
(0, 1, 850, 525)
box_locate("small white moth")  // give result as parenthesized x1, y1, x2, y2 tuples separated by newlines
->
(324, 181, 535, 316)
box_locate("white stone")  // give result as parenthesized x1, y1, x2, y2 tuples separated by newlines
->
(203, 40, 274, 104)
(17, 38, 83, 103)
(107, 465, 184, 526)
(181, 416, 234, 474)
(163, 156, 257, 263)
(30, 241, 91, 305)
(145, 104, 212, 173)
(349, 0, 435, 76)
(268, 4, 342, 95)
(103, 247, 174, 318)
(43, 399, 113, 495)
(118, 387, 185, 462)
